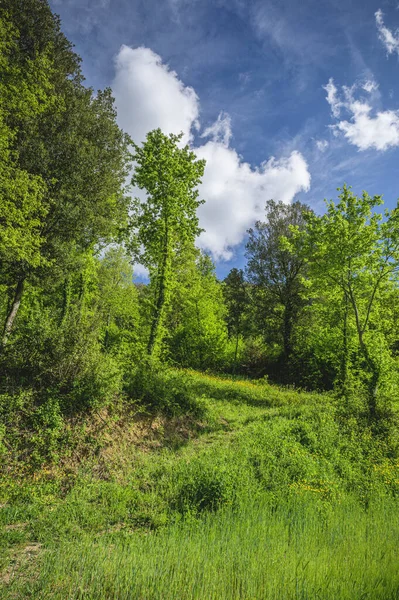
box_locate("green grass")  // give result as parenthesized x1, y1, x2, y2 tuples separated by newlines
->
(1, 370, 399, 598)
(8, 497, 399, 600)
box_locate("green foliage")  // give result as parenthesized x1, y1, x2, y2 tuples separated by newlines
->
(166, 252, 228, 370)
(131, 129, 205, 356)
(2, 1, 399, 593)
(171, 459, 250, 515)
(223, 268, 248, 371)
(97, 246, 143, 366)
(289, 185, 399, 416)
(0, 389, 64, 467)
(126, 361, 206, 417)
(0, 0, 132, 350)
(0, 15, 50, 276)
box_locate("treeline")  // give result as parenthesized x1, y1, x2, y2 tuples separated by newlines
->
(1, 0, 399, 433)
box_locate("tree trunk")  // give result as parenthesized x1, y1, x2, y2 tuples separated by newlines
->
(359, 337, 379, 420)
(283, 300, 293, 364)
(233, 323, 240, 375)
(354, 324, 379, 420)
(1, 279, 25, 349)
(59, 277, 71, 327)
(339, 293, 349, 396)
(347, 288, 379, 420)
(147, 225, 169, 356)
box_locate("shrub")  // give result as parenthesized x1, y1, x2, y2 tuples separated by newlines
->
(125, 360, 206, 417)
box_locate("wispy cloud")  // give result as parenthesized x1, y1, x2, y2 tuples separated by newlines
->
(315, 139, 329, 152)
(51, 0, 111, 33)
(362, 80, 379, 93)
(201, 112, 232, 147)
(249, 0, 335, 67)
(375, 9, 399, 55)
(324, 78, 399, 151)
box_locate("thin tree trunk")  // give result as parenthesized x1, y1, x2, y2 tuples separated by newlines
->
(59, 277, 71, 327)
(340, 292, 349, 396)
(147, 225, 169, 356)
(233, 323, 240, 375)
(1, 279, 25, 349)
(283, 300, 293, 364)
(347, 286, 379, 420)
(359, 335, 379, 420)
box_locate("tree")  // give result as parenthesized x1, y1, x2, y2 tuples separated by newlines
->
(294, 185, 399, 419)
(97, 247, 141, 362)
(0, 0, 132, 348)
(0, 14, 50, 346)
(245, 200, 310, 370)
(223, 268, 248, 369)
(166, 251, 228, 370)
(131, 129, 205, 356)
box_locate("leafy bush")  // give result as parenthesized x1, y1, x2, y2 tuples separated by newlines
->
(172, 463, 238, 514)
(0, 390, 64, 468)
(125, 361, 207, 417)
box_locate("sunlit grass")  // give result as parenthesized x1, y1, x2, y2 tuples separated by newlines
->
(2, 369, 399, 598)
(7, 497, 399, 600)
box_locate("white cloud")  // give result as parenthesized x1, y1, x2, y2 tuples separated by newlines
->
(315, 139, 329, 152)
(375, 9, 399, 55)
(196, 143, 310, 259)
(324, 78, 399, 151)
(112, 45, 311, 260)
(133, 263, 149, 280)
(201, 112, 232, 147)
(323, 78, 342, 118)
(362, 80, 379, 93)
(113, 46, 199, 145)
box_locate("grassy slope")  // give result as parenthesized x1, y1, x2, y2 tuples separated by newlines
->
(1, 371, 399, 599)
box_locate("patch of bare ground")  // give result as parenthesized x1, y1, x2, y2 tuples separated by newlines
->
(1, 405, 212, 491)
(1, 543, 42, 588)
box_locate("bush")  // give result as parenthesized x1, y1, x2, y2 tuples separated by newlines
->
(172, 463, 238, 514)
(0, 389, 64, 468)
(125, 360, 206, 417)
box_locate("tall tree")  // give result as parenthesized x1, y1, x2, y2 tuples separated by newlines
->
(131, 129, 205, 356)
(0, 0, 132, 348)
(0, 13, 50, 346)
(245, 200, 310, 368)
(294, 185, 399, 419)
(97, 247, 141, 361)
(223, 268, 248, 369)
(166, 251, 228, 370)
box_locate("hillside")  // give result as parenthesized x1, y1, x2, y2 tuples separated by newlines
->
(2, 371, 399, 599)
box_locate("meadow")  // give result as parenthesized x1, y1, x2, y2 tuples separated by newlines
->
(1, 370, 399, 599)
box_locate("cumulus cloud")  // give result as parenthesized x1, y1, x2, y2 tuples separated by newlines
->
(375, 9, 399, 55)
(196, 142, 310, 259)
(324, 78, 399, 151)
(113, 46, 199, 145)
(112, 45, 311, 260)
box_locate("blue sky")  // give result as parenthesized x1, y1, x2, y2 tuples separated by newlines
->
(50, 0, 399, 277)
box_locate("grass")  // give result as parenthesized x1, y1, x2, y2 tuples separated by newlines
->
(1, 369, 399, 598)
(8, 497, 399, 600)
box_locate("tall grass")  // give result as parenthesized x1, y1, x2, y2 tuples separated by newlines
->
(10, 496, 399, 599)
(2, 370, 399, 599)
